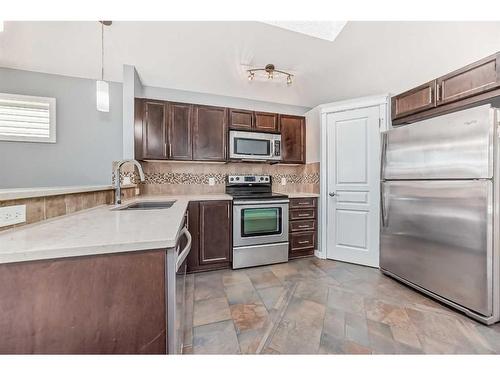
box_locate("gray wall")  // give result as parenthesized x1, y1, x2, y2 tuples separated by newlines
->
(0, 68, 123, 188)
(140, 85, 311, 115)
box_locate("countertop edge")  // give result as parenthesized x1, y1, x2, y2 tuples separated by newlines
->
(0, 240, 178, 265)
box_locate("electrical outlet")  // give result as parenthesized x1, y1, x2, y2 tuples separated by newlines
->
(0, 204, 26, 227)
(281, 177, 287, 186)
(208, 177, 215, 186)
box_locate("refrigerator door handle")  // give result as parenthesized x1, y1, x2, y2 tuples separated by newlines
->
(380, 132, 387, 181)
(380, 183, 388, 228)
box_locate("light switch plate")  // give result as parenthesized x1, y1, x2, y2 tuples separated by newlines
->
(281, 177, 287, 186)
(0, 204, 26, 227)
(208, 177, 215, 186)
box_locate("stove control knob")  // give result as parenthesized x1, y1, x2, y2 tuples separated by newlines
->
(229, 177, 234, 181)
(260, 177, 264, 181)
(235, 177, 240, 181)
(265, 177, 269, 181)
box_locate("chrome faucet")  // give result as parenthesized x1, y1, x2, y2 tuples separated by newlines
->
(114, 159, 145, 205)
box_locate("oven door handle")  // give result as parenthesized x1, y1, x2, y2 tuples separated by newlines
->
(233, 199, 290, 205)
(176, 227, 192, 272)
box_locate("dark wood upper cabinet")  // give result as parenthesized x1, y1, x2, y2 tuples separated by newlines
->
(437, 53, 500, 105)
(168, 102, 193, 160)
(391, 81, 437, 120)
(229, 108, 253, 130)
(254, 111, 280, 133)
(229, 109, 279, 133)
(142, 100, 167, 159)
(280, 115, 306, 164)
(192, 105, 228, 161)
(186, 200, 232, 273)
(392, 52, 500, 124)
(135, 98, 307, 163)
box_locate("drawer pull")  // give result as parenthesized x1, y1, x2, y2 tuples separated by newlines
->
(298, 225, 310, 228)
(298, 213, 310, 217)
(298, 240, 310, 244)
(297, 202, 310, 205)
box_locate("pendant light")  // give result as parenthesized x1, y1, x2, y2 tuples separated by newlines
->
(96, 21, 112, 112)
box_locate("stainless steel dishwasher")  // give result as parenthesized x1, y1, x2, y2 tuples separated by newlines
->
(166, 224, 192, 354)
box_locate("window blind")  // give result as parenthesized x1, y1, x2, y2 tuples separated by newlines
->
(0, 94, 56, 143)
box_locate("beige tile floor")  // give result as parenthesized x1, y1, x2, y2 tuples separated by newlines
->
(183, 258, 500, 354)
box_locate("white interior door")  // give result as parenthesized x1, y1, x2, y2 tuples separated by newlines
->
(326, 106, 380, 267)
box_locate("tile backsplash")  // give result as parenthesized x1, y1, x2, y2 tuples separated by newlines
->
(0, 186, 136, 232)
(127, 161, 320, 195)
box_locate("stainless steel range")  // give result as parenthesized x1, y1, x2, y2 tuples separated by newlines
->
(226, 175, 289, 269)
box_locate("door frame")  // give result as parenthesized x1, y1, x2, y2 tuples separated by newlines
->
(318, 94, 390, 261)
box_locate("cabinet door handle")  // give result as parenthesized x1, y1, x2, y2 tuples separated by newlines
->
(436, 83, 441, 102)
(163, 143, 167, 157)
(168, 143, 172, 158)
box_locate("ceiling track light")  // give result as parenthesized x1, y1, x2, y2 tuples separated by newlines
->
(247, 64, 294, 86)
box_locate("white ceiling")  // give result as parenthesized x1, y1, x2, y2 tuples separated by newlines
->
(1, 21, 500, 108)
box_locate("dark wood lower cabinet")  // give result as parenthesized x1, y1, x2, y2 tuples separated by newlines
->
(289, 197, 318, 259)
(0, 250, 167, 354)
(187, 200, 232, 273)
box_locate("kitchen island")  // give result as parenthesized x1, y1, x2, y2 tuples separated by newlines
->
(0, 194, 231, 354)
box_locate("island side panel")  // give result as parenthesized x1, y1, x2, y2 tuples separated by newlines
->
(0, 250, 167, 354)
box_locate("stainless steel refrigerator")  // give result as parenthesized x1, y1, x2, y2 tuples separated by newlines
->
(380, 104, 500, 325)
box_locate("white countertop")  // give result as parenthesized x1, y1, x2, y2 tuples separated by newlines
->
(0, 194, 232, 265)
(0, 184, 136, 201)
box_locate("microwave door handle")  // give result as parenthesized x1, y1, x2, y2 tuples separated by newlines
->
(270, 140, 275, 157)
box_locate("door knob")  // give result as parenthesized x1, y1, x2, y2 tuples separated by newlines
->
(329, 192, 336, 197)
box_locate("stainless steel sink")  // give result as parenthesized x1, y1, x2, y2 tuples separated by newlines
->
(114, 201, 176, 210)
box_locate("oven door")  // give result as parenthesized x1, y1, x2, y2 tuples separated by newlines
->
(233, 200, 289, 247)
(229, 131, 280, 161)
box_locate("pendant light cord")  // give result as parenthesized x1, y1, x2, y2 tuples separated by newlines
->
(101, 22, 104, 81)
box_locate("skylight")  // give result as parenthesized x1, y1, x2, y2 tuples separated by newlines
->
(262, 21, 347, 42)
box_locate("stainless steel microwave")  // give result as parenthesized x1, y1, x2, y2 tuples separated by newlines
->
(229, 130, 281, 161)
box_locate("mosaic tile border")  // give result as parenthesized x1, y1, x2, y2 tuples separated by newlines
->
(118, 171, 319, 185)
